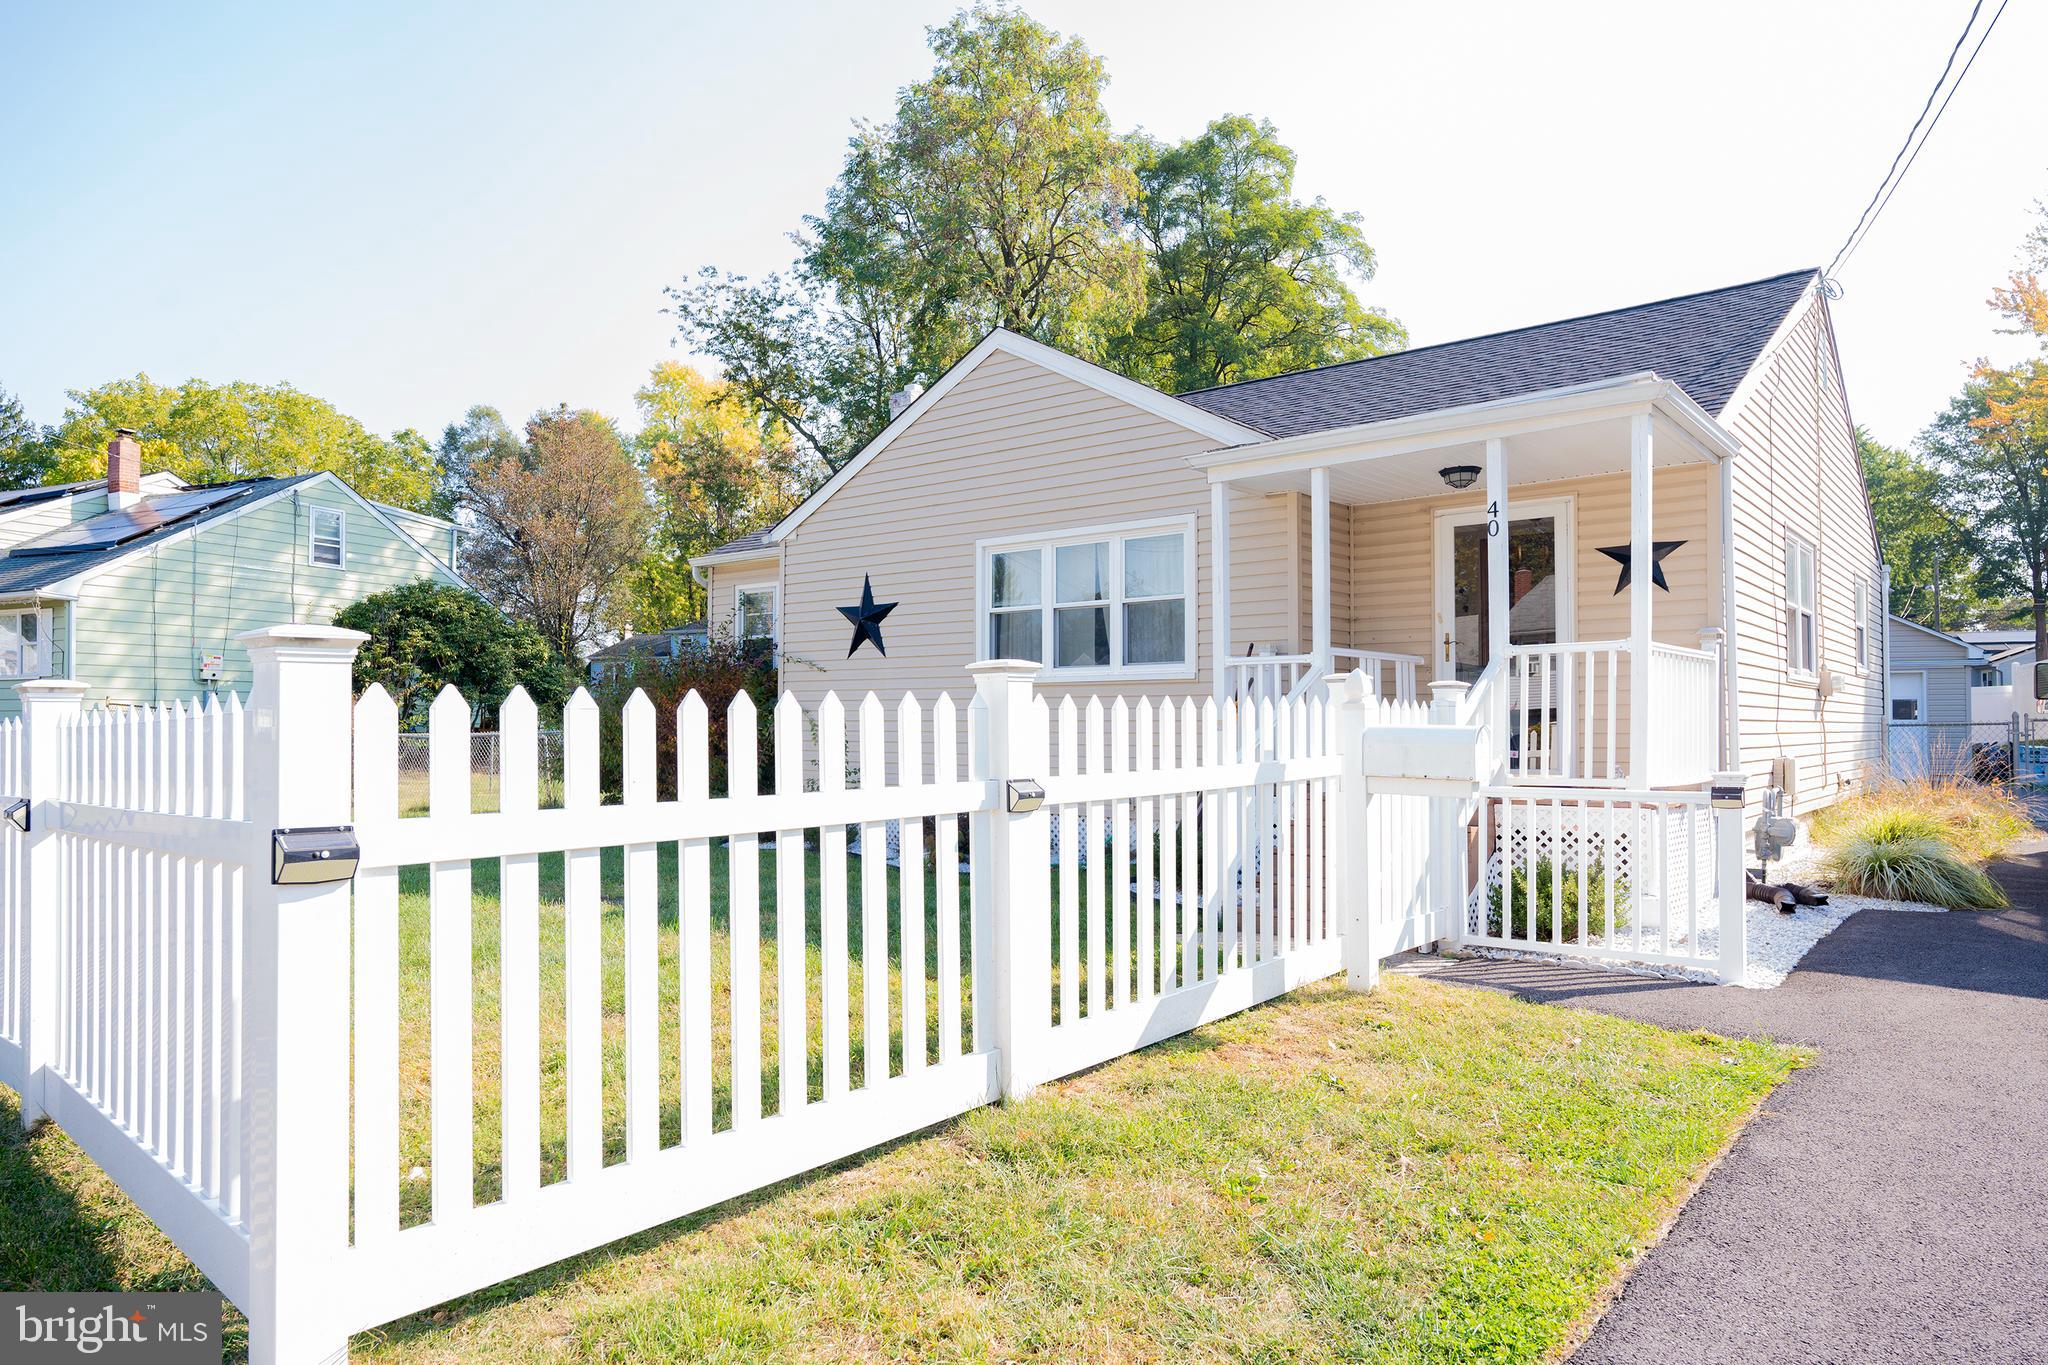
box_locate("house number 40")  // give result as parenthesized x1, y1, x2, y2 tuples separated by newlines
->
(1487, 500, 1500, 537)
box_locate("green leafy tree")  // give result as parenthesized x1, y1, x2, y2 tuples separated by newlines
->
(1111, 116, 1405, 391)
(820, 3, 1143, 358)
(1920, 370, 2048, 653)
(433, 405, 522, 518)
(1858, 428, 1987, 629)
(458, 406, 651, 659)
(39, 376, 438, 510)
(673, 4, 1150, 466)
(0, 384, 54, 490)
(335, 580, 576, 728)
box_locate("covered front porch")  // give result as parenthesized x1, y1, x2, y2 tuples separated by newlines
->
(1198, 373, 1740, 790)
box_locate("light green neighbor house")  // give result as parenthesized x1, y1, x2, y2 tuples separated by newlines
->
(0, 430, 464, 717)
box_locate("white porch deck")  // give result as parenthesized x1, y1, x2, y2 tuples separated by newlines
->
(1204, 372, 1741, 791)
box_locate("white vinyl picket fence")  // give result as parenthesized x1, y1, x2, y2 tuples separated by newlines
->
(0, 627, 1743, 1363)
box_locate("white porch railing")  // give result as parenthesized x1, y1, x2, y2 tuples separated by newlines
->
(1222, 648, 1422, 707)
(1507, 640, 1628, 784)
(1644, 642, 1718, 786)
(1223, 653, 1315, 706)
(1502, 638, 1720, 788)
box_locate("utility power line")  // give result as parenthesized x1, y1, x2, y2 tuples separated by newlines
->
(1822, 0, 2011, 288)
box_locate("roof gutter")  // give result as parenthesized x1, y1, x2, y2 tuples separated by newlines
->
(1187, 372, 1741, 482)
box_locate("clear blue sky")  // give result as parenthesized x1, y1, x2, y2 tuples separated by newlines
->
(4, 0, 2044, 450)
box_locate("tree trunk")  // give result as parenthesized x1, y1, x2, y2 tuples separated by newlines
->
(2033, 557, 2047, 704)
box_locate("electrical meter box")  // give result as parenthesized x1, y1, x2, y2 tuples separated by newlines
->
(198, 652, 225, 682)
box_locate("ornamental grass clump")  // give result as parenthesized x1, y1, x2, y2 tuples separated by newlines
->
(1822, 809, 2010, 910)
(1810, 780, 2036, 864)
(1812, 780, 2035, 909)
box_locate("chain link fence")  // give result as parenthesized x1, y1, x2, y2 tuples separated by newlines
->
(395, 731, 564, 814)
(1883, 720, 2019, 785)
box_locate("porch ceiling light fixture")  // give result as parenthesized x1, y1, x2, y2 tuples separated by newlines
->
(1438, 465, 1481, 490)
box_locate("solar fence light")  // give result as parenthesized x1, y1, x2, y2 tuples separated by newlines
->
(272, 826, 361, 885)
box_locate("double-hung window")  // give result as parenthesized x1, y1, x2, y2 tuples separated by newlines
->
(982, 521, 1193, 676)
(734, 585, 777, 643)
(1785, 534, 1817, 675)
(309, 507, 345, 568)
(0, 609, 51, 679)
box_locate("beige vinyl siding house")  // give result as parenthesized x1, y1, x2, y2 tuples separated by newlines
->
(1717, 292, 1886, 813)
(0, 449, 463, 718)
(693, 270, 1885, 814)
(773, 347, 1284, 716)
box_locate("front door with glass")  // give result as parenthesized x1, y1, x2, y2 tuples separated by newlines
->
(1433, 501, 1570, 683)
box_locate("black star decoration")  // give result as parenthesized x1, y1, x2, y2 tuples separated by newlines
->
(1597, 541, 1685, 594)
(837, 574, 897, 657)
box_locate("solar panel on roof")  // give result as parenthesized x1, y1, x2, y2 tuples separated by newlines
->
(8, 519, 153, 557)
(8, 484, 256, 558)
(0, 484, 85, 510)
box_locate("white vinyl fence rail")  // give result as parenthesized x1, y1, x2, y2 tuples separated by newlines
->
(0, 626, 1744, 1363)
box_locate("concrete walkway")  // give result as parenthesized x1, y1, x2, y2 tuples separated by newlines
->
(1410, 843, 2048, 1364)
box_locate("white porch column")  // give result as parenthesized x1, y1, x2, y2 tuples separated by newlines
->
(1310, 467, 1332, 678)
(1629, 414, 1654, 784)
(1211, 481, 1232, 703)
(1484, 437, 1509, 755)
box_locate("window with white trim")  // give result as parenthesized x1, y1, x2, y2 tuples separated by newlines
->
(982, 522, 1192, 675)
(1785, 534, 1816, 675)
(0, 609, 51, 680)
(734, 584, 777, 642)
(309, 507, 345, 568)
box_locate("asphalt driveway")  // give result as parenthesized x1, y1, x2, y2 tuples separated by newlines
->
(1411, 842, 2048, 1363)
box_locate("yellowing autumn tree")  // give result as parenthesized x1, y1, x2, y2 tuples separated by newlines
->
(626, 362, 821, 629)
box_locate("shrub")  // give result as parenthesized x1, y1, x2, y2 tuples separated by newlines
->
(588, 632, 776, 799)
(1824, 832, 2009, 909)
(1488, 857, 1628, 942)
(336, 580, 576, 727)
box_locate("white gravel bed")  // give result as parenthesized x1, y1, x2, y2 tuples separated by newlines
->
(1451, 895, 1857, 990)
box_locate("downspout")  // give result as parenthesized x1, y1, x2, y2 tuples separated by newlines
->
(1880, 563, 1893, 771)
(1720, 452, 1741, 773)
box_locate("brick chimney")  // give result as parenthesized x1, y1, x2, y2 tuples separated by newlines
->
(107, 429, 141, 509)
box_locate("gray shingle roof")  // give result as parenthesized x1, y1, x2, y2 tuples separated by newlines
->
(703, 525, 778, 558)
(1176, 270, 1817, 439)
(589, 622, 709, 661)
(0, 475, 316, 598)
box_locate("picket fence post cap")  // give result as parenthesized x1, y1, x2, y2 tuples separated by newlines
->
(14, 679, 88, 698)
(965, 658, 1043, 678)
(235, 624, 369, 652)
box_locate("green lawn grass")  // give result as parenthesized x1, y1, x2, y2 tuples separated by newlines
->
(2, 953, 1803, 1362)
